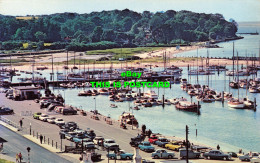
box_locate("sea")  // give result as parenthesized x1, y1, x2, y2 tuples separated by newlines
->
(5, 22, 260, 152)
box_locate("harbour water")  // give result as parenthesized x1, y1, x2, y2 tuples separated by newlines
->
(4, 22, 260, 153)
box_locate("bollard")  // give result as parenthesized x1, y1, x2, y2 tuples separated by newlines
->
(52, 140, 53, 147)
(33, 131, 34, 137)
(48, 138, 49, 145)
(37, 132, 38, 139)
(254, 98, 257, 112)
(56, 142, 57, 149)
(162, 95, 165, 107)
(44, 136, 45, 143)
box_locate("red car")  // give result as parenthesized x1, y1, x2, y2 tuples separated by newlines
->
(148, 135, 158, 144)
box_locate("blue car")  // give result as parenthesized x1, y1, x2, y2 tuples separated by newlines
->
(155, 138, 169, 147)
(107, 150, 133, 160)
(138, 141, 155, 152)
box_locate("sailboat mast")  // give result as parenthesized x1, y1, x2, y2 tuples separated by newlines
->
(237, 51, 239, 99)
(232, 42, 235, 80)
(196, 48, 198, 84)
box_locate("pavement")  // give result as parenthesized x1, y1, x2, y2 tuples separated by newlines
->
(0, 92, 244, 163)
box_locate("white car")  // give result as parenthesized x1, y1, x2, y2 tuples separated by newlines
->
(47, 116, 56, 124)
(54, 118, 65, 125)
(251, 156, 260, 163)
(39, 114, 49, 121)
(93, 136, 104, 145)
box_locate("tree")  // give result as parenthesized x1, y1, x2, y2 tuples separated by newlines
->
(34, 31, 47, 41)
(91, 26, 103, 42)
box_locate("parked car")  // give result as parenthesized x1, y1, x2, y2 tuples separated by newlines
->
(59, 129, 70, 136)
(104, 139, 119, 151)
(203, 150, 231, 160)
(138, 141, 155, 152)
(107, 150, 133, 160)
(165, 141, 182, 151)
(82, 139, 95, 150)
(152, 149, 175, 159)
(91, 152, 102, 162)
(0, 107, 14, 115)
(61, 121, 78, 131)
(65, 132, 77, 141)
(39, 114, 49, 121)
(148, 135, 158, 144)
(33, 112, 42, 119)
(54, 118, 65, 125)
(239, 152, 259, 161)
(93, 136, 104, 145)
(85, 130, 96, 140)
(72, 134, 87, 143)
(155, 138, 169, 147)
(228, 152, 238, 157)
(61, 107, 77, 115)
(129, 135, 143, 147)
(47, 116, 56, 124)
(179, 148, 201, 159)
(251, 156, 260, 163)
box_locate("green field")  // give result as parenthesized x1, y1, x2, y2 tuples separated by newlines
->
(85, 47, 165, 59)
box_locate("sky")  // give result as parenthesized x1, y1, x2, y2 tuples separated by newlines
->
(0, 0, 259, 22)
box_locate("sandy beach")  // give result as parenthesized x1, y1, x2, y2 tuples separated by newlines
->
(2, 45, 258, 71)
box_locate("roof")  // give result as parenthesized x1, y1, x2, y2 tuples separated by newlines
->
(0, 137, 7, 143)
(12, 86, 39, 90)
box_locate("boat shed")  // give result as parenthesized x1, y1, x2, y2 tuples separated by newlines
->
(12, 86, 40, 100)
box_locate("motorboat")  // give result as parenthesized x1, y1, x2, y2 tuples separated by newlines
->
(110, 104, 118, 108)
(144, 90, 158, 99)
(99, 88, 109, 95)
(175, 101, 200, 112)
(228, 98, 245, 109)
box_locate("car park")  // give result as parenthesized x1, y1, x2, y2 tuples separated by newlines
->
(152, 149, 175, 159)
(107, 150, 133, 160)
(138, 141, 155, 152)
(179, 148, 201, 159)
(39, 114, 49, 121)
(33, 112, 42, 119)
(203, 150, 231, 160)
(155, 137, 169, 147)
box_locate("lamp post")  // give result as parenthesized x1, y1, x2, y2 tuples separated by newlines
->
(27, 147, 31, 163)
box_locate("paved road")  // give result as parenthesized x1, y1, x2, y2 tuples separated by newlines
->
(0, 125, 72, 163)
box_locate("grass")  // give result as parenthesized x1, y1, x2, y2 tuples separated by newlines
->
(0, 158, 14, 163)
(0, 59, 29, 63)
(85, 47, 165, 59)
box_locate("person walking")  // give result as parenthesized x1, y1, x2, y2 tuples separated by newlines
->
(40, 134, 43, 144)
(18, 152, 22, 162)
(19, 119, 23, 128)
(15, 153, 19, 163)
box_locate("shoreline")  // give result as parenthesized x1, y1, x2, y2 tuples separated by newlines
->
(2, 58, 258, 72)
